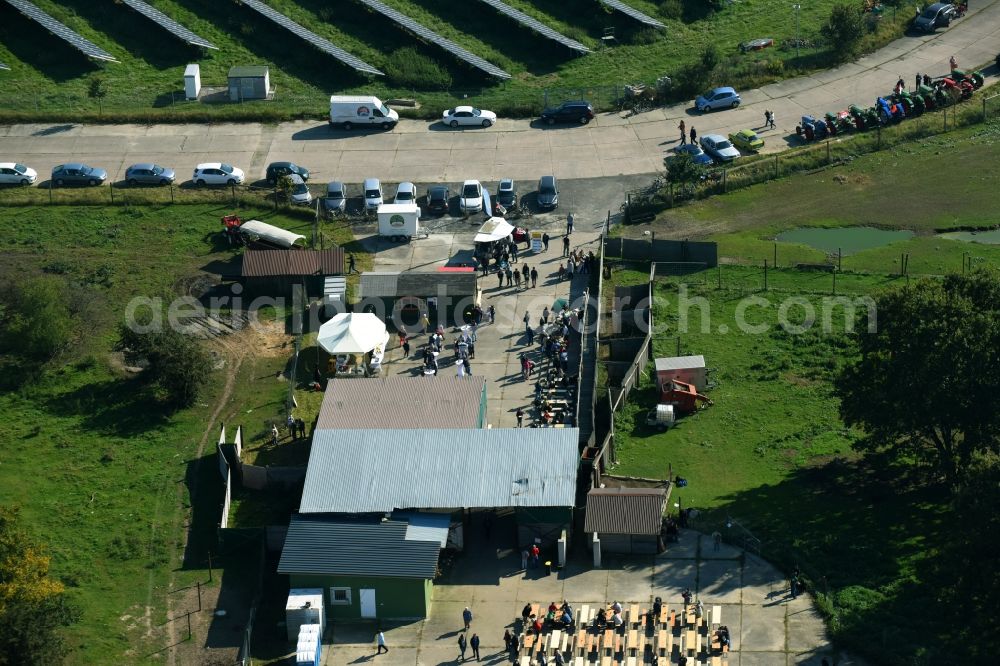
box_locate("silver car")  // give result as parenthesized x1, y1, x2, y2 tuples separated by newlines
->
(125, 163, 175, 186)
(324, 181, 347, 215)
(0, 162, 37, 186)
(288, 174, 313, 206)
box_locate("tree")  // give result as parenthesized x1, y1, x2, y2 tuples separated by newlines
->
(0, 277, 73, 361)
(700, 44, 721, 73)
(0, 506, 79, 664)
(821, 4, 865, 61)
(835, 272, 1000, 485)
(117, 325, 211, 408)
(87, 76, 108, 114)
(664, 152, 706, 190)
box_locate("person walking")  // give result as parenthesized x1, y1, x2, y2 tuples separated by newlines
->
(514, 270, 522, 290)
(562, 235, 570, 257)
(689, 126, 697, 145)
(458, 633, 467, 661)
(566, 212, 574, 234)
(505, 266, 513, 288)
(769, 110, 776, 130)
(470, 633, 481, 661)
(504, 629, 514, 652)
(511, 243, 519, 263)
(348, 253, 359, 274)
(521, 550, 530, 571)
(376, 630, 388, 654)
(950, 54, 958, 71)
(270, 424, 279, 446)
(542, 232, 550, 251)
(516, 407, 524, 427)
(915, 72, 922, 91)
(763, 109, 770, 128)
(463, 357, 472, 376)
(530, 266, 538, 288)
(401, 337, 411, 358)
(521, 264, 529, 287)
(497, 268, 504, 289)
(530, 543, 540, 567)
(463, 606, 473, 631)
(553, 649, 564, 665)
(526, 324, 535, 345)
(542, 306, 549, 324)
(678, 119, 686, 145)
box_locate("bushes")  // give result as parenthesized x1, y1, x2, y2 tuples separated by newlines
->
(822, 4, 866, 61)
(385, 47, 452, 91)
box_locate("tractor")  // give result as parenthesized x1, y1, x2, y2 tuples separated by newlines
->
(796, 115, 829, 141)
(825, 110, 854, 134)
(951, 68, 985, 89)
(916, 85, 938, 111)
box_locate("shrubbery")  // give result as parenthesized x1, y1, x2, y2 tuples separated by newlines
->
(385, 47, 452, 91)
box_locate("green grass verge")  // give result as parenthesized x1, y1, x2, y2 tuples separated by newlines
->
(0, 0, 910, 121)
(605, 269, 969, 664)
(0, 203, 361, 662)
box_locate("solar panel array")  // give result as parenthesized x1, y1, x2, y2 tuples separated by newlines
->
(599, 0, 666, 28)
(476, 0, 589, 54)
(239, 0, 383, 76)
(120, 0, 218, 50)
(357, 0, 511, 80)
(4, 0, 119, 62)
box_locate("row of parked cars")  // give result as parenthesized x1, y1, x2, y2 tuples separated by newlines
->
(337, 175, 560, 217)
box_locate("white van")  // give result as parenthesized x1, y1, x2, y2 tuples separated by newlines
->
(329, 95, 399, 130)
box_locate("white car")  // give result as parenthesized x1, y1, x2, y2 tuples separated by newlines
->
(288, 174, 313, 206)
(393, 181, 416, 204)
(363, 177, 384, 212)
(0, 162, 37, 186)
(699, 135, 741, 163)
(459, 180, 484, 214)
(192, 163, 245, 186)
(442, 106, 496, 128)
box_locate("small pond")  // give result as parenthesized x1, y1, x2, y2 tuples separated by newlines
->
(776, 227, 915, 256)
(936, 230, 1000, 244)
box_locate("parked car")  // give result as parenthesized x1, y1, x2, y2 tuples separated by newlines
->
(459, 180, 484, 214)
(363, 177, 383, 212)
(0, 162, 37, 186)
(287, 174, 312, 206)
(265, 161, 310, 185)
(125, 163, 175, 186)
(394, 181, 416, 204)
(441, 106, 497, 128)
(426, 185, 450, 215)
(695, 86, 742, 112)
(728, 129, 764, 153)
(669, 144, 714, 166)
(51, 163, 107, 187)
(914, 2, 956, 31)
(323, 181, 347, 215)
(192, 163, 245, 186)
(537, 175, 559, 209)
(496, 179, 517, 209)
(699, 134, 741, 163)
(539, 100, 594, 125)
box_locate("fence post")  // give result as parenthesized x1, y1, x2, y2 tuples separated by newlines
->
(169, 184, 174, 204)
(48, 181, 53, 204)
(231, 183, 237, 207)
(876, 124, 881, 149)
(826, 139, 831, 164)
(983, 97, 987, 123)
(774, 154, 779, 179)
(722, 169, 727, 193)
(109, 182, 115, 205)
(943, 107, 947, 132)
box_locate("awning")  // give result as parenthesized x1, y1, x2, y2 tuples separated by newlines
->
(239, 219, 306, 248)
(474, 217, 514, 243)
(317, 313, 388, 354)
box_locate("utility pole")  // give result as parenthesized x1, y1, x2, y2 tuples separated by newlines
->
(793, 5, 801, 59)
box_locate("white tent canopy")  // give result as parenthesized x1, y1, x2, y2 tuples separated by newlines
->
(474, 217, 514, 243)
(317, 313, 389, 354)
(239, 219, 306, 248)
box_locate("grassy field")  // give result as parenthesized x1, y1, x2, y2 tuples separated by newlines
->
(631, 119, 1000, 274)
(0, 0, 907, 120)
(604, 267, 971, 664)
(0, 203, 361, 662)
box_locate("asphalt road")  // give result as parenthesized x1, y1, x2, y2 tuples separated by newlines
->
(1, 2, 998, 187)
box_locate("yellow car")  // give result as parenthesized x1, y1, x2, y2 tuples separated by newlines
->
(729, 129, 765, 153)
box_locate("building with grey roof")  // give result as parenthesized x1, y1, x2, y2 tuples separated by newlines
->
(585, 486, 668, 555)
(314, 376, 486, 430)
(654, 354, 707, 391)
(356, 269, 479, 330)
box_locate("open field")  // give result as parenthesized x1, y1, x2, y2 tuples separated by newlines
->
(0, 0, 907, 120)
(604, 267, 979, 664)
(0, 203, 360, 662)
(625, 118, 1000, 274)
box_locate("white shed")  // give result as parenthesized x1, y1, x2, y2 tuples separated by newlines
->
(183, 64, 201, 100)
(285, 588, 324, 641)
(654, 355, 707, 392)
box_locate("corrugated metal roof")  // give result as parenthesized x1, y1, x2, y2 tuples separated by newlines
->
(300, 428, 579, 513)
(278, 515, 440, 579)
(358, 271, 477, 298)
(315, 376, 485, 430)
(654, 355, 706, 372)
(241, 249, 344, 278)
(393, 511, 451, 547)
(584, 487, 667, 535)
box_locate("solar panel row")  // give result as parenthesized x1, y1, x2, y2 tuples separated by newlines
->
(120, 0, 218, 50)
(3, 0, 119, 62)
(356, 0, 511, 80)
(599, 0, 666, 28)
(239, 0, 383, 76)
(476, 0, 589, 54)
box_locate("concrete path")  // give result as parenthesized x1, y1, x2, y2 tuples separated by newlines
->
(318, 528, 855, 665)
(2, 3, 999, 185)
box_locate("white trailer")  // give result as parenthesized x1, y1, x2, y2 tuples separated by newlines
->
(377, 203, 423, 242)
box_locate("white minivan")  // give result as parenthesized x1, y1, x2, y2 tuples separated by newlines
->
(329, 95, 399, 130)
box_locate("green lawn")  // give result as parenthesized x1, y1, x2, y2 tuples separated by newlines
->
(606, 269, 970, 664)
(0, 0, 907, 120)
(0, 203, 360, 662)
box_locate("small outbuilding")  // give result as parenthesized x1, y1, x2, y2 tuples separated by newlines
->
(228, 65, 274, 101)
(357, 270, 479, 328)
(585, 486, 668, 555)
(240, 248, 344, 296)
(655, 355, 707, 392)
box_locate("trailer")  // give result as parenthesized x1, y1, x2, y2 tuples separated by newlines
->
(377, 203, 425, 242)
